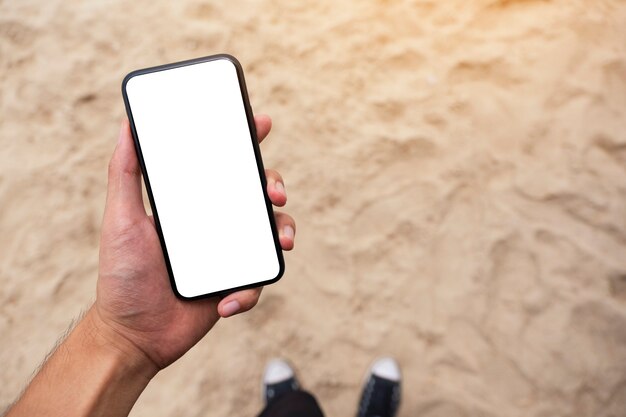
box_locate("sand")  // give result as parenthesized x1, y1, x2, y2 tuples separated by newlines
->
(1, 0, 626, 416)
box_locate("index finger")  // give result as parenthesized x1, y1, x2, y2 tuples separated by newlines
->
(255, 114, 272, 143)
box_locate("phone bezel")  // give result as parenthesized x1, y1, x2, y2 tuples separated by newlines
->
(121, 54, 285, 300)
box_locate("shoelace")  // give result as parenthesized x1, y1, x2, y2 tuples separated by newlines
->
(358, 377, 399, 417)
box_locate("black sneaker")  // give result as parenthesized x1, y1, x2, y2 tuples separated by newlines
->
(262, 358, 301, 404)
(356, 357, 401, 417)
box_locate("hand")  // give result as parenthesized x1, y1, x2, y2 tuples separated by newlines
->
(91, 115, 295, 371)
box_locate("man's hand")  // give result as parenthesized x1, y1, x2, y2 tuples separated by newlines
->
(92, 115, 296, 371)
(6, 116, 293, 417)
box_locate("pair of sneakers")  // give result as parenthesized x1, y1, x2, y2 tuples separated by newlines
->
(263, 358, 401, 417)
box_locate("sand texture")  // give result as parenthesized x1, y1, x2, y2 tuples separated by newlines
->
(2, 0, 626, 416)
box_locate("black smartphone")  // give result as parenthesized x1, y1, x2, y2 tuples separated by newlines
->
(122, 54, 284, 300)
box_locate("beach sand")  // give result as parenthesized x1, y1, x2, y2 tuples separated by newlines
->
(1, 1, 626, 416)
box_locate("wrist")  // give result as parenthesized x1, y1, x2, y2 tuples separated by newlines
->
(81, 307, 160, 381)
(6, 308, 158, 417)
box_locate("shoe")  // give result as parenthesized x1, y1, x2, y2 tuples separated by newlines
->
(356, 357, 401, 417)
(262, 358, 301, 404)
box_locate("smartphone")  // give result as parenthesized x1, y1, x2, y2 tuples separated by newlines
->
(122, 54, 284, 300)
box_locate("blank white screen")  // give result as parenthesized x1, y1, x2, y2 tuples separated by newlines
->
(125, 58, 280, 298)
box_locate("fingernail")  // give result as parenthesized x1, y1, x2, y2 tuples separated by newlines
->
(282, 225, 294, 240)
(274, 181, 285, 195)
(222, 300, 241, 317)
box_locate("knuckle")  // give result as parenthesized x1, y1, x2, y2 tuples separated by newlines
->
(277, 212, 294, 225)
(245, 290, 262, 309)
(266, 169, 282, 180)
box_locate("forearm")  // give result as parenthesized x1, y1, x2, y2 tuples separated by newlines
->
(6, 308, 158, 417)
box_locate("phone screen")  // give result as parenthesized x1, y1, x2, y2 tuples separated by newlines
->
(123, 56, 283, 299)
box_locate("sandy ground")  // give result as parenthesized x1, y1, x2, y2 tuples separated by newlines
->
(1, 0, 626, 416)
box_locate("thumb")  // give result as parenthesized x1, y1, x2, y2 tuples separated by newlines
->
(105, 119, 146, 220)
